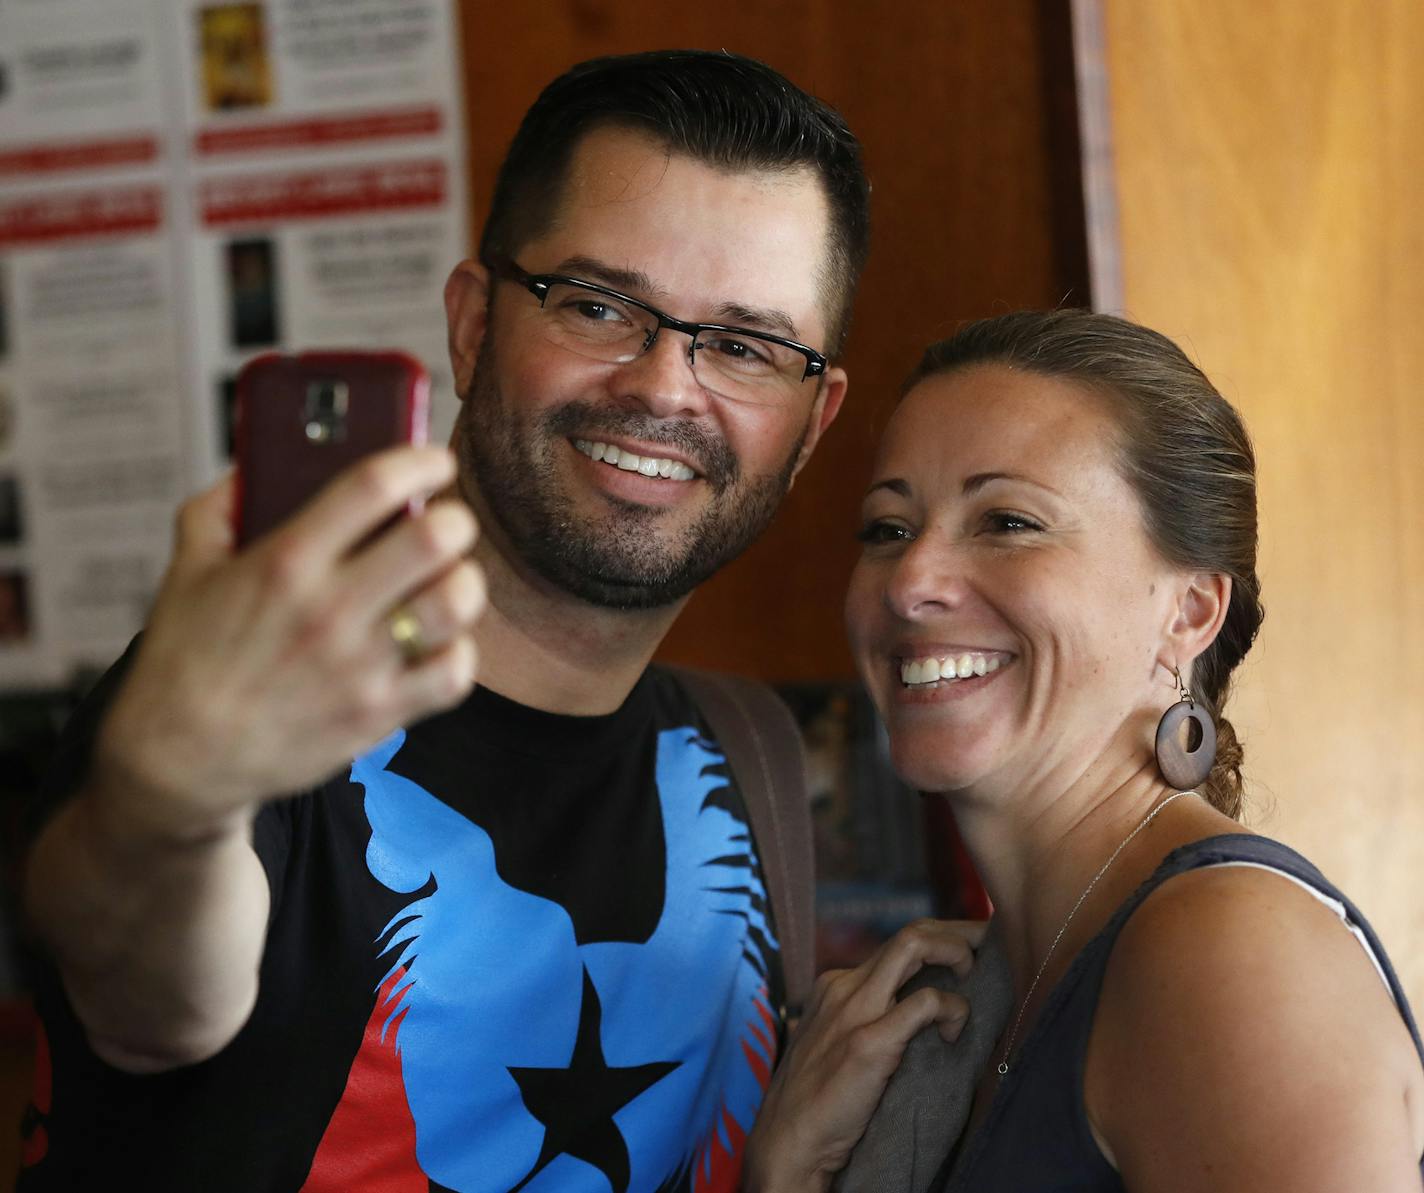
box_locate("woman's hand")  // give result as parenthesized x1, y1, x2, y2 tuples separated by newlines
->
(744, 918, 988, 1193)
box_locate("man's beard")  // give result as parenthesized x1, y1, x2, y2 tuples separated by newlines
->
(457, 345, 808, 611)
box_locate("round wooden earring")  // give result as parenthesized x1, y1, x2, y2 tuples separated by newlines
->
(1155, 698, 1217, 791)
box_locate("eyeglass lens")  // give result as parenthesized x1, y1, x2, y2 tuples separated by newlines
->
(537, 281, 807, 401)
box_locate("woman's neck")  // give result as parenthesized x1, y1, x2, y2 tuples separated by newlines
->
(943, 717, 1186, 988)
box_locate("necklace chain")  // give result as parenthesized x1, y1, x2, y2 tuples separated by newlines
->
(996, 789, 1197, 1079)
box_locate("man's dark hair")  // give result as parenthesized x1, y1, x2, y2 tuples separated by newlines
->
(479, 49, 870, 356)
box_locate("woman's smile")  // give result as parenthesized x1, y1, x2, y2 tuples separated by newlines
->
(846, 362, 1182, 794)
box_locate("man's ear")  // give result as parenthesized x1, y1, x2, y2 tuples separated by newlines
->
(1160, 571, 1232, 680)
(789, 366, 848, 484)
(444, 260, 491, 401)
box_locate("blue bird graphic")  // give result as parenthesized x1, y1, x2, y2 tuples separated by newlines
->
(348, 724, 779, 1193)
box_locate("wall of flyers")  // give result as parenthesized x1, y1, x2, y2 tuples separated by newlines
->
(0, 0, 468, 688)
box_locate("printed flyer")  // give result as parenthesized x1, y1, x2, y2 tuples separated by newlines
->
(0, 0, 468, 687)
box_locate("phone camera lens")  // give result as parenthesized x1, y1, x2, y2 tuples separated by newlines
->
(303, 379, 349, 444)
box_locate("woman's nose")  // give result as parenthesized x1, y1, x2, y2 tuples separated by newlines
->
(882, 536, 963, 620)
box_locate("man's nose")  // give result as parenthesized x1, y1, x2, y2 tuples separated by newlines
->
(609, 327, 712, 419)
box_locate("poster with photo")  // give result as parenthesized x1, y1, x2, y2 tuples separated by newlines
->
(196, 4, 275, 113)
(777, 682, 939, 969)
(0, 0, 467, 688)
(178, 0, 468, 477)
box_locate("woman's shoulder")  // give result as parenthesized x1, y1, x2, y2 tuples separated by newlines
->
(1085, 830, 1424, 1184)
(1108, 829, 1390, 1017)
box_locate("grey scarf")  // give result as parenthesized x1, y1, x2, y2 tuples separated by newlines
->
(831, 927, 1012, 1193)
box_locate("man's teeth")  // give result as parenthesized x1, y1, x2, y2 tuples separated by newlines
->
(900, 654, 1003, 686)
(575, 439, 696, 481)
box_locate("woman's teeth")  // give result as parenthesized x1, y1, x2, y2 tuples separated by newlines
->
(900, 653, 1003, 686)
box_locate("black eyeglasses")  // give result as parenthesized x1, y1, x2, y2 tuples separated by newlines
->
(487, 256, 828, 406)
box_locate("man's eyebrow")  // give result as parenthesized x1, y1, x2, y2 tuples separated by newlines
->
(711, 301, 799, 340)
(555, 255, 662, 298)
(963, 471, 1063, 498)
(553, 256, 800, 339)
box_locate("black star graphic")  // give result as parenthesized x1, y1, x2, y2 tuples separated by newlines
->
(508, 968, 679, 1192)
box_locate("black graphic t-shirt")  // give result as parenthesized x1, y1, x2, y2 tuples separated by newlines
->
(20, 666, 784, 1193)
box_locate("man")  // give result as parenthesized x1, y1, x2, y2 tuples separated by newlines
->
(18, 50, 876, 1191)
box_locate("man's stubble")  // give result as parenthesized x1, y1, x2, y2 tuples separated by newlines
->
(456, 332, 809, 611)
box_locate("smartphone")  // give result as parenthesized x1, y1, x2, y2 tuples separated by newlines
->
(233, 350, 430, 547)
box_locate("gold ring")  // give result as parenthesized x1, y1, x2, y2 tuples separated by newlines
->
(388, 607, 425, 662)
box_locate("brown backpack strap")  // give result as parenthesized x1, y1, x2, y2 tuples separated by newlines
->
(667, 666, 815, 1019)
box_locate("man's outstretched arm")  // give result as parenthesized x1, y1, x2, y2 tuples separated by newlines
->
(23, 446, 484, 1072)
(25, 778, 272, 1072)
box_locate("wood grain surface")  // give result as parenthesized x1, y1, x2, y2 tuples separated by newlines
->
(1102, 0, 1424, 1004)
(457, 0, 1090, 679)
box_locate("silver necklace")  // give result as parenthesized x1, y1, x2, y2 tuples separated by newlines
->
(996, 789, 1197, 1078)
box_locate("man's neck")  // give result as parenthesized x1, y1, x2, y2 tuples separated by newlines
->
(471, 536, 686, 717)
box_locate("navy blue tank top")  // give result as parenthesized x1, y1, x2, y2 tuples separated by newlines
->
(936, 834, 1424, 1190)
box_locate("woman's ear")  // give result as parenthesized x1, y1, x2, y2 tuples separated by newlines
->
(444, 260, 491, 401)
(1160, 572, 1232, 676)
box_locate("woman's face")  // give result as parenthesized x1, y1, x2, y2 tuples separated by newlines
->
(845, 364, 1186, 796)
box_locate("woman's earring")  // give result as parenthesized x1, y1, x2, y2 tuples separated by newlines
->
(1155, 667, 1217, 791)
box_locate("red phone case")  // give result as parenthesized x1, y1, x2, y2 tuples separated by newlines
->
(233, 350, 430, 546)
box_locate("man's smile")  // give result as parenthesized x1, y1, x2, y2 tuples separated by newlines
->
(573, 437, 699, 482)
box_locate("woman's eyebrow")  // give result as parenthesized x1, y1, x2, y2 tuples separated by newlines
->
(864, 478, 912, 499)
(963, 471, 1063, 498)
(865, 473, 1064, 499)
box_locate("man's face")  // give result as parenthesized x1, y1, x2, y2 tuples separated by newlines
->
(448, 125, 847, 610)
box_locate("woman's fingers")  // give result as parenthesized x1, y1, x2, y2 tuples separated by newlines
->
(854, 918, 981, 1011)
(801, 919, 984, 1044)
(847, 985, 972, 1076)
(916, 985, 972, 1043)
(744, 958, 976, 1188)
(745, 924, 985, 1190)
(943, 918, 991, 949)
(806, 967, 854, 1016)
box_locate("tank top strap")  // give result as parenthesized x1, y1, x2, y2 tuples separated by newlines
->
(1104, 833, 1424, 1065)
(937, 833, 1424, 1192)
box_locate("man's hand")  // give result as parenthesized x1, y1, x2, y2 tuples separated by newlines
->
(96, 444, 484, 842)
(743, 919, 987, 1193)
(25, 445, 484, 1070)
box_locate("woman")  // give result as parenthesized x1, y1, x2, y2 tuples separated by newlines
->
(745, 311, 1424, 1191)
